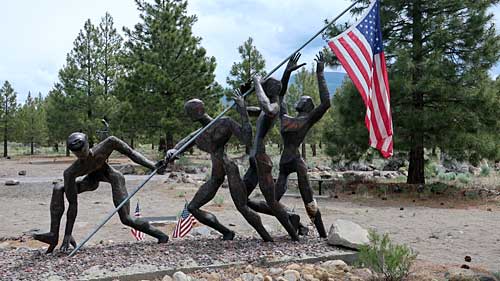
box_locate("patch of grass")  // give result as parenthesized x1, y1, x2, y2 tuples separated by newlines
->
(212, 194, 224, 207)
(176, 191, 186, 198)
(176, 155, 192, 167)
(480, 165, 491, 177)
(438, 172, 456, 182)
(358, 230, 417, 281)
(457, 173, 471, 184)
(428, 182, 449, 194)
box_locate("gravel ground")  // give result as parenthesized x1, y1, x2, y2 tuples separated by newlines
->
(0, 236, 349, 280)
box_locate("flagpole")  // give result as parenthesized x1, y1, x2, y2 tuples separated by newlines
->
(69, 1, 359, 257)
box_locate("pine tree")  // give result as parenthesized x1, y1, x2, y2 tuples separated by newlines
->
(226, 37, 267, 89)
(323, 0, 500, 184)
(120, 0, 218, 148)
(16, 92, 48, 154)
(0, 81, 18, 157)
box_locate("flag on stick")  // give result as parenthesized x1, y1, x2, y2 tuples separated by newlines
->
(130, 201, 145, 241)
(328, 0, 393, 158)
(172, 202, 196, 238)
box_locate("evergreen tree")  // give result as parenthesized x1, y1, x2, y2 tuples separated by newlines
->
(226, 37, 267, 89)
(16, 92, 48, 154)
(323, 0, 500, 183)
(120, 0, 218, 148)
(0, 81, 18, 157)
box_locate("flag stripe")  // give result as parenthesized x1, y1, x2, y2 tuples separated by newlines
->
(328, 0, 393, 158)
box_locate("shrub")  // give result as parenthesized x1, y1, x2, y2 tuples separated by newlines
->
(438, 172, 456, 181)
(213, 194, 224, 206)
(457, 173, 471, 184)
(358, 231, 417, 281)
(424, 162, 439, 179)
(480, 165, 491, 177)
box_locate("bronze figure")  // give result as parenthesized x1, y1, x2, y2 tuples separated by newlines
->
(248, 52, 330, 238)
(34, 133, 168, 253)
(243, 53, 306, 241)
(166, 88, 272, 241)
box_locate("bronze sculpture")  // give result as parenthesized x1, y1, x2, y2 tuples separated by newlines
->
(166, 88, 273, 241)
(242, 53, 306, 241)
(34, 133, 169, 253)
(248, 52, 330, 238)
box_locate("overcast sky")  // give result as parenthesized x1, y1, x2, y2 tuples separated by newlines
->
(1, 1, 499, 103)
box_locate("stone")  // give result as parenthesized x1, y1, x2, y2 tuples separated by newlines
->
(351, 268, 373, 280)
(283, 269, 300, 281)
(5, 179, 20, 186)
(321, 260, 349, 272)
(263, 276, 272, 281)
(184, 166, 199, 174)
(207, 272, 221, 281)
(444, 268, 477, 281)
(0, 241, 12, 250)
(327, 219, 369, 250)
(18, 170, 26, 176)
(173, 271, 189, 281)
(286, 263, 302, 271)
(254, 273, 264, 281)
(373, 170, 381, 177)
(113, 164, 135, 175)
(302, 273, 316, 281)
(268, 267, 283, 276)
(240, 273, 255, 281)
(162, 275, 174, 281)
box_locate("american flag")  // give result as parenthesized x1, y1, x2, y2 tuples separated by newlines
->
(328, 0, 393, 158)
(172, 202, 196, 238)
(130, 201, 145, 241)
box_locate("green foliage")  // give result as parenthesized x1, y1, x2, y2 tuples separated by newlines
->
(226, 37, 266, 89)
(457, 173, 471, 184)
(120, 0, 218, 146)
(0, 81, 18, 157)
(212, 194, 224, 207)
(14, 92, 49, 154)
(322, 0, 500, 184)
(437, 172, 456, 182)
(424, 162, 440, 179)
(480, 165, 491, 177)
(358, 230, 417, 281)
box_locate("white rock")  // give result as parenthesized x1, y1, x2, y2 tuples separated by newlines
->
(322, 259, 349, 272)
(268, 267, 283, 276)
(327, 219, 369, 249)
(5, 179, 20, 186)
(173, 271, 189, 281)
(162, 275, 174, 281)
(240, 272, 256, 281)
(283, 269, 300, 281)
(190, 226, 214, 237)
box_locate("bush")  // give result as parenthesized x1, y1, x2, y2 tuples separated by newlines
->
(457, 173, 471, 184)
(424, 162, 439, 179)
(213, 194, 224, 206)
(480, 165, 491, 177)
(438, 172, 456, 181)
(358, 231, 417, 281)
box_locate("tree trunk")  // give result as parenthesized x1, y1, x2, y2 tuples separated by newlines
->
(301, 142, 307, 160)
(319, 140, 322, 149)
(407, 0, 425, 184)
(54, 142, 59, 152)
(311, 143, 317, 157)
(66, 146, 70, 157)
(159, 137, 166, 152)
(31, 139, 34, 155)
(151, 142, 154, 150)
(130, 137, 134, 149)
(166, 133, 174, 150)
(3, 122, 7, 158)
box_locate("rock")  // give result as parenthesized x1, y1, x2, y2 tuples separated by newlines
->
(240, 273, 255, 281)
(286, 263, 302, 271)
(373, 170, 381, 177)
(18, 170, 26, 176)
(283, 270, 300, 281)
(5, 179, 20, 186)
(207, 272, 221, 281)
(0, 241, 12, 250)
(184, 166, 199, 174)
(327, 219, 369, 249)
(254, 273, 264, 281)
(302, 273, 316, 281)
(113, 164, 136, 175)
(190, 226, 214, 237)
(351, 268, 373, 280)
(321, 260, 349, 272)
(263, 276, 272, 281)
(268, 267, 283, 276)
(173, 271, 189, 281)
(445, 268, 477, 281)
(162, 275, 174, 281)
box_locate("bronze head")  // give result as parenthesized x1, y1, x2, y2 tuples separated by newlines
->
(67, 132, 90, 159)
(262, 77, 282, 102)
(295, 96, 315, 113)
(184, 99, 206, 121)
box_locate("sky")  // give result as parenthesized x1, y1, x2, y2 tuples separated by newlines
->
(0, 1, 499, 103)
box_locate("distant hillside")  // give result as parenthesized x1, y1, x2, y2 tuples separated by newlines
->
(290, 71, 347, 96)
(220, 72, 347, 105)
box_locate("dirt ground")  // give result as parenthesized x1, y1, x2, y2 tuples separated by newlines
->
(0, 155, 499, 273)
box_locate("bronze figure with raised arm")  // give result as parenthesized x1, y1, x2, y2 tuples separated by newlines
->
(165, 85, 273, 241)
(34, 133, 169, 253)
(248, 51, 330, 238)
(242, 52, 306, 241)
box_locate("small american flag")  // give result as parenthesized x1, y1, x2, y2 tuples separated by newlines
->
(172, 202, 196, 238)
(130, 201, 145, 241)
(328, 0, 393, 158)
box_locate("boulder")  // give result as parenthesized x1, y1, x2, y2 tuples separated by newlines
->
(18, 170, 26, 176)
(173, 271, 189, 281)
(327, 219, 369, 250)
(444, 268, 477, 281)
(184, 166, 199, 174)
(5, 179, 20, 186)
(190, 226, 214, 237)
(321, 260, 349, 272)
(162, 275, 174, 281)
(283, 270, 300, 281)
(240, 273, 256, 281)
